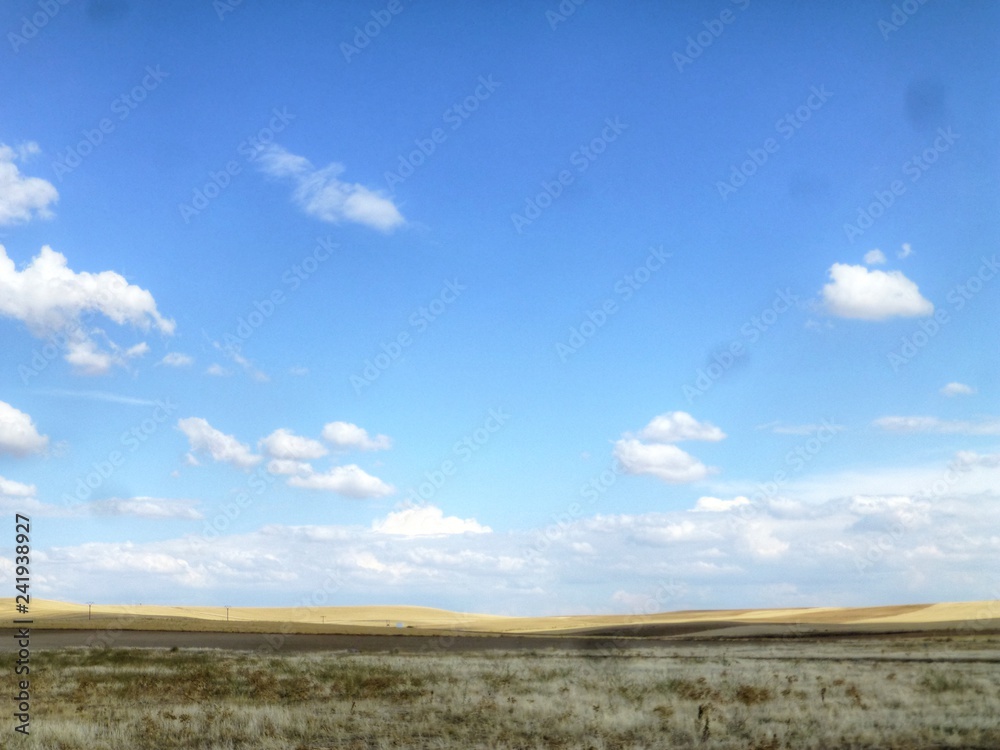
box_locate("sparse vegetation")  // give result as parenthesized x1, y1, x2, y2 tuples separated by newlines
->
(7, 635, 1000, 749)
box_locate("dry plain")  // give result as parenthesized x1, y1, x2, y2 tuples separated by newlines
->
(3, 599, 999, 749)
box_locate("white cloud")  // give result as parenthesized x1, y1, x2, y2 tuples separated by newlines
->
(322, 421, 392, 451)
(693, 496, 751, 512)
(257, 145, 404, 232)
(898, 242, 913, 259)
(636, 411, 725, 443)
(863, 249, 887, 265)
(613, 438, 712, 483)
(266, 459, 314, 476)
(177, 417, 261, 468)
(258, 428, 328, 460)
(63, 337, 145, 375)
(0, 401, 49, 456)
(741, 522, 790, 558)
(287, 464, 394, 498)
(821, 263, 933, 320)
(874, 416, 1000, 435)
(161, 352, 194, 367)
(25, 476, 1000, 614)
(613, 412, 722, 484)
(0, 245, 174, 374)
(372, 505, 491, 537)
(0, 475, 36, 497)
(205, 364, 229, 377)
(0, 143, 58, 225)
(940, 382, 976, 397)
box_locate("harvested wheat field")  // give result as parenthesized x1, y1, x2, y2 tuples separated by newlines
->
(9, 598, 1000, 637)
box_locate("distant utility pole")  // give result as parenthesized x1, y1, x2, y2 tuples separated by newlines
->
(87, 602, 93, 620)
(225, 605, 231, 622)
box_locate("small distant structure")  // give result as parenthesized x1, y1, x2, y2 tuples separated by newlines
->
(396, 622, 404, 629)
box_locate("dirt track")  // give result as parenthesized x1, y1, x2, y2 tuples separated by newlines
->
(5, 621, 999, 653)
(0, 629, 671, 653)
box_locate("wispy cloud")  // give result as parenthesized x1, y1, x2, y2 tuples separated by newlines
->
(874, 416, 1000, 435)
(0, 142, 58, 225)
(863, 249, 886, 266)
(34, 389, 160, 407)
(257, 144, 404, 232)
(160, 352, 194, 368)
(756, 420, 845, 436)
(940, 382, 976, 397)
(177, 417, 261, 468)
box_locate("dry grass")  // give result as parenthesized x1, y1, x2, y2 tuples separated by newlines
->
(7, 634, 1000, 749)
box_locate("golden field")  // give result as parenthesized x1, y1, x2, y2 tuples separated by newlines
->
(6, 597, 999, 637)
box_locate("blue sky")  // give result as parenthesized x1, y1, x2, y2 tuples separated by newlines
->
(1, 0, 998, 616)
